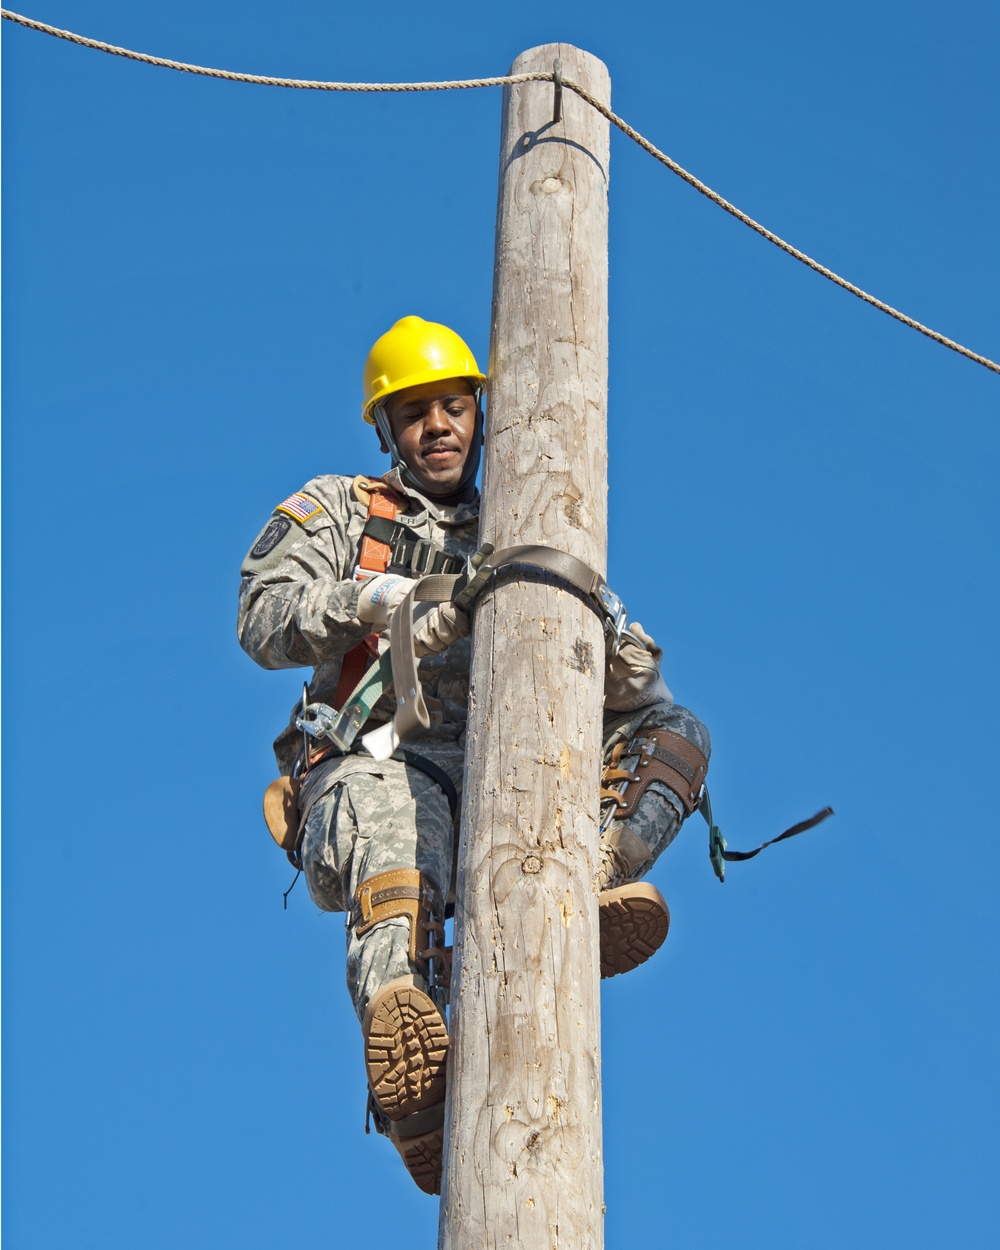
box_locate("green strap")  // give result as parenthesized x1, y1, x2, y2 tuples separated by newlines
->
(701, 788, 834, 883)
(699, 788, 729, 883)
(327, 651, 394, 751)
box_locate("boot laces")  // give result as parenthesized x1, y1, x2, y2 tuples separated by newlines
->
(596, 837, 636, 892)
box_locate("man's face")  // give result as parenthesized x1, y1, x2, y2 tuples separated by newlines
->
(384, 377, 477, 496)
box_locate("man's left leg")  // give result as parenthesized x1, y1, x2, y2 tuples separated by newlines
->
(598, 701, 711, 977)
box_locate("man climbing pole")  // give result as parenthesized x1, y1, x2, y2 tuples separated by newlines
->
(237, 314, 711, 1195)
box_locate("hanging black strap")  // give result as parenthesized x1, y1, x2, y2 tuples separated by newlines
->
(701, 787, 834, 883)
(398, 748, 460, 824)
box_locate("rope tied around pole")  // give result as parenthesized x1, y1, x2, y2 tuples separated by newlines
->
(3, 6, 997, 377)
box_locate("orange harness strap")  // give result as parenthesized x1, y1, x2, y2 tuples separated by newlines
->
(333, 478, 406, 712)
(356, 484, 401, 577)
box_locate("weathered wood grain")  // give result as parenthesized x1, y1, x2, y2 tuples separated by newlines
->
(439, 43, 610, 1250)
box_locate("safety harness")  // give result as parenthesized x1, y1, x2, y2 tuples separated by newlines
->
(261, 476, 466, 873)
(331, 475, 467, 712)
(289, 494, 833, 881)
(267, 475, 833, 886)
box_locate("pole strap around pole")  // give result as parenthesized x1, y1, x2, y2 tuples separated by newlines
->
(296, 541, 630, 755)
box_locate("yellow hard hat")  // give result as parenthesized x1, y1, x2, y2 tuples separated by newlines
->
(362, 316, 486, 424)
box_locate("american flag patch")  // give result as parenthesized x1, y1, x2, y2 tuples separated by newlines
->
(275, 493, 322, 524)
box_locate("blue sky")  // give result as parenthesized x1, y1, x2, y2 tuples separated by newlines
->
(3, 2, 998, 1246)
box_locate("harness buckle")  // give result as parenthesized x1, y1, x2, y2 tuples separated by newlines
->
(298, 697, 369, 756)
(406, 538, 435, 575)
(595, 579, 628, 655)
(295, 705, 342, 740)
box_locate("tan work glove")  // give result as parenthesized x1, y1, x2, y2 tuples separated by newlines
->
(603, 622, 673, 712)
(412, 601, 471, 658)
(356, 574, 417, 630)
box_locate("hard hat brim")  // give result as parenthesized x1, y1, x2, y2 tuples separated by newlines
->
(362, 368, 487, 424)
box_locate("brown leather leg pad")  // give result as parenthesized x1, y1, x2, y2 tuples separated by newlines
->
(614, 730, 709, 819)
(351, 868, 441, 968)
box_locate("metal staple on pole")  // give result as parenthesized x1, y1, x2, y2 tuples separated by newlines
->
(3, 6, 998, 378)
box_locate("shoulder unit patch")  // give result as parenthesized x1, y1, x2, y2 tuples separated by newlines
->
(276, 493, 323, 524)
(250, 516, 292, 559)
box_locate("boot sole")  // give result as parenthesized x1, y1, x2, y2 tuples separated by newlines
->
(599, 882, 670, 979)
(390, 1124, 445, 1196)
(363, 979, 449, 1122)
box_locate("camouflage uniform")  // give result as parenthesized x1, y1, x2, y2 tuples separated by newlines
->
(238, 468, 710, 1019)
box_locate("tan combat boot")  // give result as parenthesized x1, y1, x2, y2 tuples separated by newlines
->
(363, 975, 449, 1195)
(597, 825, 671, 979)
(353, 869, 451, 1193)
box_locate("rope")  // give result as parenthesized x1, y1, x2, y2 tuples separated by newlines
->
(563, 80, 1000, 376)
(0, 10, 550, 92)
(4, 7, 997, 378)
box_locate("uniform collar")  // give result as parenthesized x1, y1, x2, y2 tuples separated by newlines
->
(381, 466, 480, 527)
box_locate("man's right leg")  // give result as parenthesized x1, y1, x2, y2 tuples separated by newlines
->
(298, 754, 456, 1194)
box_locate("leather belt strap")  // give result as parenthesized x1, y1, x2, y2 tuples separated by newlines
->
(611, 731, 710, 819)
(352, 869, 421, 931)
(360, 883, 420, 914)
(350, 867, 442, 968)
(488, 543, 605, 599)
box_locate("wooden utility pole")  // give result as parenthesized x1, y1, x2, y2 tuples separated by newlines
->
(440, 44, 611, 1250)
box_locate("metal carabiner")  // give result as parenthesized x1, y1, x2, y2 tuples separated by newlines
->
(595, 579, 629, 655)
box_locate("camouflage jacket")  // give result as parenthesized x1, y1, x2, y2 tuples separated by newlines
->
(238, 467, 480, 773)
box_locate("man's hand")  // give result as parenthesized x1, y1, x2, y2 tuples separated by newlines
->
(604, 622, 673, 712)
(357, 574, 417, 630)
(412, 601, 471, 658)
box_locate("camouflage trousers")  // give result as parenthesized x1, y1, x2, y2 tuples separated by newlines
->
(299, 702, 710, 1021)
